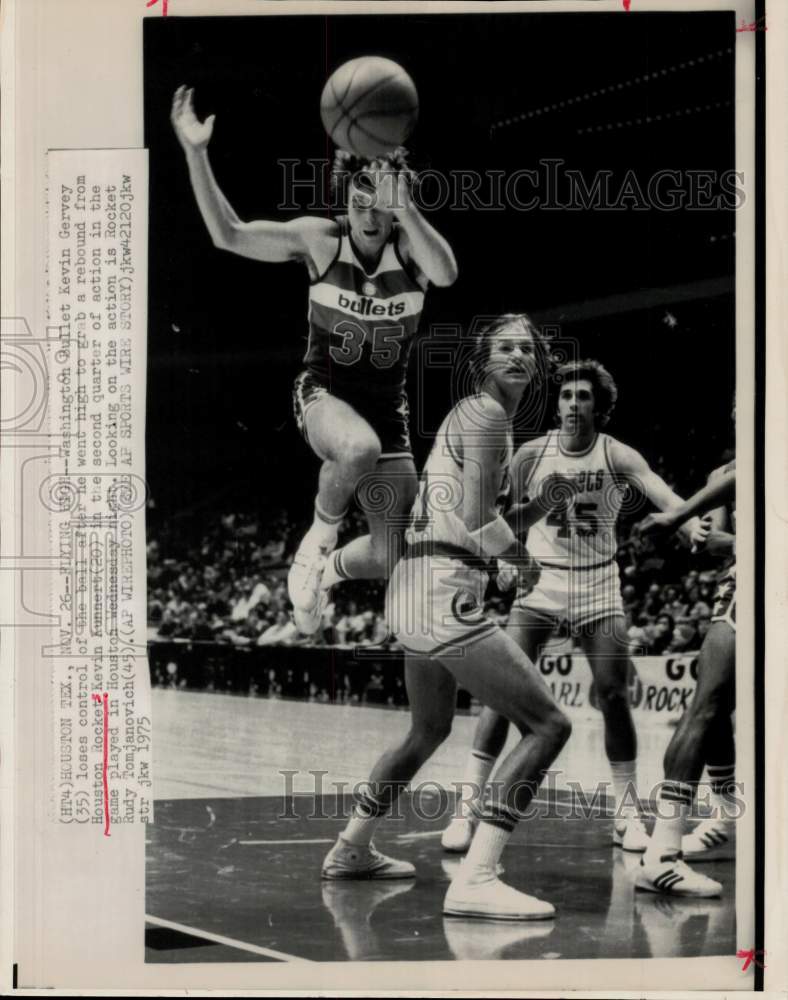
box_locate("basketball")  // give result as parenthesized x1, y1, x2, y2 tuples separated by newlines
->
(320, 56, 419, 158)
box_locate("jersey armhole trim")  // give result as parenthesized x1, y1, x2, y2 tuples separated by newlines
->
(521, 434, 552, 495)
(309, 220, 343, 287)
(445, 412, 464, 468)
(393, 232, 428, 290)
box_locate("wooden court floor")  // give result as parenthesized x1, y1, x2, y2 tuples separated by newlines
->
(146, 689, 735, 963)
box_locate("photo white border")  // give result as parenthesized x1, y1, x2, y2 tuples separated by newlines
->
(2, 0, 782, 993)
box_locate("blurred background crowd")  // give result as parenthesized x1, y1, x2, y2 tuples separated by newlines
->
(147, 471, 729, 661)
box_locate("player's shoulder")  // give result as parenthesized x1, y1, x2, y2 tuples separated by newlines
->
(453, 392, 508, 429)
(513, 433, 551, 464)
(603, 434, 646, 473)
(292, 215, 340, 241)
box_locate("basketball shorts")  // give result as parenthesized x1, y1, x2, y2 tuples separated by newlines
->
(511, 558, 624, 631)
(711, 563, 736, 631)
(293, 370, 412, 459)
(385, 542, 497, 656)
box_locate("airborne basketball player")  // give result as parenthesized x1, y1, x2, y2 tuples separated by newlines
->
(170, 86, 457, 632)
(442, 360, 704, 855)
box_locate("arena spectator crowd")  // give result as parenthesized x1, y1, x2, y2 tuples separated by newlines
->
(147, 489, 726, 658)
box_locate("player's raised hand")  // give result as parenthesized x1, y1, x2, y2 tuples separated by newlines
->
(374, 168, 413, 215)
(171, 86, 216, 152)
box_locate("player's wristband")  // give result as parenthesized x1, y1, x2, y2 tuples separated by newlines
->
(468, 516, 516, 558)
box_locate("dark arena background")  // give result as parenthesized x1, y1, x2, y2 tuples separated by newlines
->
(143, 12, 738, 966)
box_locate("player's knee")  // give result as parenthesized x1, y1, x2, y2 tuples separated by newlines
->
(408, 717, 452, 755)
(593, 680, 629, 715)
(340, 436, 381, 474)
(686, 687, 728, 728)
(514, 706, 571, 752)
(546, 709, 572, 752)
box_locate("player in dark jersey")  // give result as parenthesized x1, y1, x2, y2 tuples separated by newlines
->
(634, 460, 736, 896)
(171, 86, 457, 632)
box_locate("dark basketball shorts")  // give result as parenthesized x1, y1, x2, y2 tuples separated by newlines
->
(293, 369, 412, 459)
(711, 563, 736, 631)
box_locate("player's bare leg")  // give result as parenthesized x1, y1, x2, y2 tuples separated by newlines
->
(442, 611, 554, 852)
(289, 395, 383, 633)
(438, 630, 571, 918)
(322, 455, 418, 583)
(579, 614, 647, 851)
(322, 656, 457, 879)
(637, 620, 734, 896)
(324, 628, 571, 917)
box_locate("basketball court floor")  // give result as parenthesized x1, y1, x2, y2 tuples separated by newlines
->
(145, 689, 735, 963)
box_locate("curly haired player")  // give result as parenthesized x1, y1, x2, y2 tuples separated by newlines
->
(442, 359, 705, 856)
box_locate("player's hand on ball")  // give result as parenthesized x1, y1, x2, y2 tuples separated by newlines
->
(171, 86, 215, 152)
(689, 514, 713, 553)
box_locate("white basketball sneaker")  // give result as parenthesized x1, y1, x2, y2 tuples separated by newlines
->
(288, 541, 331, 635)
(441, 815, 477, 853)
(613, 814, 650, 852)
(681, 819, 735, 861)
(635, 854, 722, 898)
(444, 867, 555, 921)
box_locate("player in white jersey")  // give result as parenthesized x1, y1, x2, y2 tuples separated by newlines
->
(171, 87, 457, 634)
(634, 459, 737, 896)
(321, 315, 576, 921)
(442, 360, 704, 855)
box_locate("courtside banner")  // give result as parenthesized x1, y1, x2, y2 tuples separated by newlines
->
(537, 653, 699, 725)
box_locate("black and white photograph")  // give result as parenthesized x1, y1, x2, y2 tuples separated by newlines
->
(143, 5, 749, 973)
(3, 0, 782, 994)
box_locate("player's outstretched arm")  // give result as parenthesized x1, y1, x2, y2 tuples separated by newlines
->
(609, 439, 705, 542)
(377, 171, 458, 287)
(636, 468, 736, 539)
(171, 86, 332, 264)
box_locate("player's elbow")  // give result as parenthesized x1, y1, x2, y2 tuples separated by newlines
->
(431, 258, 458, 287)
(211, 221, 241, 252)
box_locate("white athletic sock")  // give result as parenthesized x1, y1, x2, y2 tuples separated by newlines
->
(707, 763, 736, 826)
(462, 822, 512, 878)
(609, 759, 640, 821)
(645, 780, 693, 865)
(301, 501, 345, 552)
(341, 782, 392, 847)
(321, 549, 351, 591)
(457, 750, 497, 819)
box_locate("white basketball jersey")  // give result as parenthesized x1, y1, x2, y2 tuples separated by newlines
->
(524, 431, 625, 569)
(406, 396, 513, 554)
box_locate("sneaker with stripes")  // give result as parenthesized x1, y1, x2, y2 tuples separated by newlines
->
(635, 853, 722, 897)
(682, 820, 735, 861)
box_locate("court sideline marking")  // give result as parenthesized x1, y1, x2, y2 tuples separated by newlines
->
(145, 914, 314, 963)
